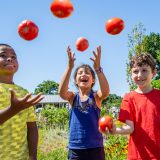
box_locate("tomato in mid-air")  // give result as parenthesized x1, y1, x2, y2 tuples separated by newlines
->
(105, 17, 124, 35)
(99, 115, 113, 132)
(50, 0, 74, 18)
(18, 20, 39, 41)
(76, 37, 89, 52)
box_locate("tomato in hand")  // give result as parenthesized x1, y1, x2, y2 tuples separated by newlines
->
(99, 115, 113, 132)
(18, 20, 39, 41)
(105, 17, 124, 35)
(76, 37, 89, 52)
(50, 0, 74, 18)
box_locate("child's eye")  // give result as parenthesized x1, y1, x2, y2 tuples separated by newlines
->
(86, 73, 91, 76)
(142, 69, 147, 73)
(133, 70, 138, 74)
(77, 71, 82, 75)
(0, 54, 6, 58)
(84, 70, 91, 75)
(11, 56, 17, 60)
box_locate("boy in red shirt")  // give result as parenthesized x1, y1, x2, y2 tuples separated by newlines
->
(103, 53, 160, 160)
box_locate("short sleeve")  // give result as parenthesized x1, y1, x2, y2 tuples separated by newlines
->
(118, 93, 134, 123)
(26, 106, 37, 122)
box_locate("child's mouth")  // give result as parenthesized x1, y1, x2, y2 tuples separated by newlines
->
(80, 78, 89, 83)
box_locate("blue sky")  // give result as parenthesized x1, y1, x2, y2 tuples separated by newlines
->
(1, 0, 160, 96)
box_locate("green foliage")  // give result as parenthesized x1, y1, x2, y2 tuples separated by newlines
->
(38, 148, 68, 160)
(100, 105, 109, 116)
(38, 94, 122, 129)
(102, 94, 122, 109)
(127, 22, 146, 57)
(104, 134, 128, 160)
(139, 33, 160, 63)
(127, 23, 160, 89)
(38, 124, 128, 160)
(139, 32, 160, 83)
(40, 106, 69, 129)
(37, 104, 128, 160)
(127, 23, 146, 88)
(151, 79, 160, 89)
(38, 128, 68, 160)
(34, 80, 59, 95)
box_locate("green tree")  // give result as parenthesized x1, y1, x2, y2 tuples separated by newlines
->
(139, 32, 160, 63)
(127, 23, 146, 90)
(101, 94, 122, 116)
(34, 80, 59, 95)
(102, 94, 122, 108)
(127, 23, 160, 90)
(138, 32, 160, 81)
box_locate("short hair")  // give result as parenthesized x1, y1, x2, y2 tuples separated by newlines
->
(73, 64, 96, 88)
(0, 44, 16, 56)
(130, 53, 157, 71)
(0, 43, 13, 49)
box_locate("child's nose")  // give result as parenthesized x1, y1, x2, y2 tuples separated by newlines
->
(138, 71, 143, 77)
(7, 57, 13, 62)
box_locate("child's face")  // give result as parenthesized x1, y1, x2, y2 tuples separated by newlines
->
(75, 67, 95, 89)
(0, 46, 18, 75)
(131, 64, 156, 90)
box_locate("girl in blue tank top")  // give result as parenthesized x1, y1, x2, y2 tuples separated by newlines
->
(59, 45, 110, 160)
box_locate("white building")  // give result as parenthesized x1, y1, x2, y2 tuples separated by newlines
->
(33, 95, 68, 109)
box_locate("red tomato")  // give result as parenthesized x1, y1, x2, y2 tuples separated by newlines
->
(18, 20, 39, 41)
(105, 17, 124, 35)
(99, 115, 113, 132)
(76, 37, 89, 52)
(50, 0, 74, 18)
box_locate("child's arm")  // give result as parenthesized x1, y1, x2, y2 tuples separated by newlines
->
(90, 46, 110, 101)
(0, 89, 43, 125)
(112, 120, 134, 135)
(58, 46, 75, 103)
(27, 122, 38, 160)
(112, 93, 134, 135)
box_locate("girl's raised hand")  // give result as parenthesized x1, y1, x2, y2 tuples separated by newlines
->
(90, 46, 101, 70)
(67, 46, 75, 69)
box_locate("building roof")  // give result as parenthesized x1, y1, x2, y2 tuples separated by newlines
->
(32, 95, 68, 104)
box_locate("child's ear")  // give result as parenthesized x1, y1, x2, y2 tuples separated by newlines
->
(152, 69, 157, 78)
(92, 79, 95, 84)
(74, 81, 78, 86)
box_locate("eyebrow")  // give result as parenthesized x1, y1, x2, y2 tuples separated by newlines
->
(0, 51, 5, 54)
(0, 49, 16, 56)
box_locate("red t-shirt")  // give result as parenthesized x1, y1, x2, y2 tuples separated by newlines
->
(118, 89, 160, 160)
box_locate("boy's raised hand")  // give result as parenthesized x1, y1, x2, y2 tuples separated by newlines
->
(67, 46, 75, 69)
(90, 45, 101, 70)
(9, 89, 44, 112)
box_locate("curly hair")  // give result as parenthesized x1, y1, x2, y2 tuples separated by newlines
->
(130, 53, 157, 71)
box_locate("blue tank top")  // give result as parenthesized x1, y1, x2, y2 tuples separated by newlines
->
(68, 90, 103, 149)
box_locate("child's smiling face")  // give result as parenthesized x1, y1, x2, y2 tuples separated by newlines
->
(75, 67, 95, 89)
(0, 45, 19, 75)
(131, 64, 156, 90)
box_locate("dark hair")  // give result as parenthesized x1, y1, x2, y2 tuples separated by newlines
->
(73, 64, 96, 88)
(130, 53, 157, 71)
(0, 44, 16, 56)
(0, 43, 13, 49)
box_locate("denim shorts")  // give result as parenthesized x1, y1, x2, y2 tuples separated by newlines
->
(68, 147, 105, 160)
